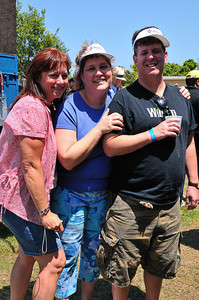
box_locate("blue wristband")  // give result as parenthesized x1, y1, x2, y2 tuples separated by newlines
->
(149, 128, 156, 142)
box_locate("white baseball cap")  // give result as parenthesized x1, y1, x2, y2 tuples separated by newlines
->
(133, 27, 170, 48)
(79, 43, 114, 63)
(114, 66, 126, 81)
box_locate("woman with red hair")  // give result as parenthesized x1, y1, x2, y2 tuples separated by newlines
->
(0, 48, 71, 300)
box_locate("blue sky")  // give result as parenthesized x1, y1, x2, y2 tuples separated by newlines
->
(20, 0, 199, 75)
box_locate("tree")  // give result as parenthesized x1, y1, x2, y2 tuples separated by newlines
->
(163, 63, 182, 76)
(163, 59, 198, 76)
(123, 64, 138, 86)
(180, 59, 198, 75)
(16, 1, 69, 77)
(124, 59, 198, 82)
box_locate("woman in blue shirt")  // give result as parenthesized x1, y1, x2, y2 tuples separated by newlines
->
(51, 42, 123, 300)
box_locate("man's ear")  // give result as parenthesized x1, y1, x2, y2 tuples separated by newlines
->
(133, 55, 137, 67)
(164, 51, 168, 64)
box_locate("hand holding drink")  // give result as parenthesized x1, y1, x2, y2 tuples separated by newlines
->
(165, 115, 182, 136)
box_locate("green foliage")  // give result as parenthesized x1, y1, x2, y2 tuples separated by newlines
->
(124, 59, 198, 83)
(163, 63, 182, 76)
(123, 64, 138, 86)
(16, 0, 69, 77)
(180, 59, 198, 75)
(163, 59, 198, 76)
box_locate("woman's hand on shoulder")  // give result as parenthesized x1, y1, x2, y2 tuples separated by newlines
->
(97, 108, 123, 135)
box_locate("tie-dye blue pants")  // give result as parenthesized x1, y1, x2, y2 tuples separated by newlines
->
(50, 186, 108, 299)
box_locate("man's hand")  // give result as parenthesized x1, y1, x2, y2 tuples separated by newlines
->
(179, 85, 190, 100)
(185, 186, 199, 210)
(153, 118, 180, 140)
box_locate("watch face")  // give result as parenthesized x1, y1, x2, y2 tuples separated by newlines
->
(43, 208, 50, 216)
(39, 207, 50, 216)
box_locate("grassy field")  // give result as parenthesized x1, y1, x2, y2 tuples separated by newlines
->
(0, 205, 199, 300)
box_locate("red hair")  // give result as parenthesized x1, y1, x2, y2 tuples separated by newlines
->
(10, 48, 71, 109)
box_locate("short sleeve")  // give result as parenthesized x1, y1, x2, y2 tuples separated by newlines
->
(54, 100, 77, 131)
(108, 90, 132, 135)
(108, 92, 124, 115)
(10, 96, 48, 138)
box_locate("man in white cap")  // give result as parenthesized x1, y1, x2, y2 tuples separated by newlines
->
(112, 66, 126, 92)
(96, 26, 199, 300)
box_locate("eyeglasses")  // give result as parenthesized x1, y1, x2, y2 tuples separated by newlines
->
(154, 97, 172, 119)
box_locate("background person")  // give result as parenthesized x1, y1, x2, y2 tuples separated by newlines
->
(0, 48, 71, 300)
(111, 66, 126, 92)
(51, 43, 123, 300)
(68, 77, 77, 93)
(186, 70, 199, 177)
(179, 70, 199, 203)
(96, 26, 199, 300)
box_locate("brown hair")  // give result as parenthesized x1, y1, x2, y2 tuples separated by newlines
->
(10, 48, 71, 109)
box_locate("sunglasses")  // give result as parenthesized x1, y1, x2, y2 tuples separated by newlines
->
(154, 97, 172, 119)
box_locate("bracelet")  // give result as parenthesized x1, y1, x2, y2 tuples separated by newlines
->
(149, 128, 156, 142)
(188, 182, 198, 189)
(38, 206, 50, 217)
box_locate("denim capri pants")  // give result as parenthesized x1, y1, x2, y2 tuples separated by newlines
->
(1, 205, 62, 256)
(50, 186, 108, 299)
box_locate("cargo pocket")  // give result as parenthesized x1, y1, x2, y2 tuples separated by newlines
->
(96, 227, 120, 276)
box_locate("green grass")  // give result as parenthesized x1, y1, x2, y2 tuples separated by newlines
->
(0, 205, 199, 299)
(181, 205, 199, 227)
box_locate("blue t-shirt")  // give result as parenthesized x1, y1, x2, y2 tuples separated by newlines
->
(53, 90, 114, 192)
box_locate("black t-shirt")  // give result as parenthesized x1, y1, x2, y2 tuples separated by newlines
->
(188, 86, 199, 130)
(108, 80, 196, 206)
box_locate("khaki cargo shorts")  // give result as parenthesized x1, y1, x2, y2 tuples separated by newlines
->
(96, 194, 181, 287)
